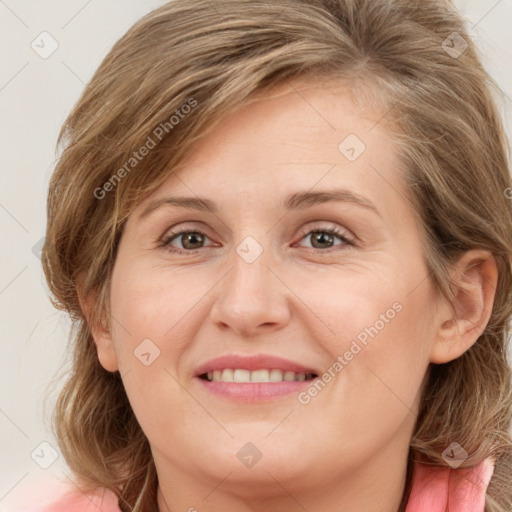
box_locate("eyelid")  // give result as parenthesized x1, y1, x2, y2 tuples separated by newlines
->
(158, 221, 215, 243)
(293, 221, 356, 246)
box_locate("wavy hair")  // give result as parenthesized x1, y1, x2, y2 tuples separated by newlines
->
(42, 0, 512, 510)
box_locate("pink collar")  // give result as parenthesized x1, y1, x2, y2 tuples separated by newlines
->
(405, 456, 494, 512)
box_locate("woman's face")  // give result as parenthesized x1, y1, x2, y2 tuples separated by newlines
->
(99, 80, 442, 506)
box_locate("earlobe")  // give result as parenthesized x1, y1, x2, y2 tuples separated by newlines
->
(77, 280, 119, 373)
(429, 250, 498, 364)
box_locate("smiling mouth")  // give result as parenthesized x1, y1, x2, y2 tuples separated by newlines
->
(199, 369, 318, 383)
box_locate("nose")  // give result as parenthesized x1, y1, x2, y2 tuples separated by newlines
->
(209, 245, 292, 337)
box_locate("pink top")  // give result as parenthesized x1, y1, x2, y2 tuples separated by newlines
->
(29, 457, 494, 512)
(405, 457, 495, 512)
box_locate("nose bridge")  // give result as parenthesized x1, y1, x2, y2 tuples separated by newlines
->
(209, 235, 290, 335)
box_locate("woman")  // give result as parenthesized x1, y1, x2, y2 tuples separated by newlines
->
(40, 0, 512, 510)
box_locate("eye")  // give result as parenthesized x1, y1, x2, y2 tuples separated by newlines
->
(160, 229, 214, 254)
(295, 225, 355, 251)
(159, 224, 355, 255)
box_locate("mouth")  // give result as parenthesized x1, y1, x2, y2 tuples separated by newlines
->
(194, 354, 320, 402)
(198, 369, 318, 383)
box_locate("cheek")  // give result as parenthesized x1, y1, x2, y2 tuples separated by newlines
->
(307, 260, 435, 417)
(106, 262, 213, 424)
(291, 285, 434, 469)
(328, 279, 434, 423)
(301, 261, 433, 362)
(109, 263, 212, 352)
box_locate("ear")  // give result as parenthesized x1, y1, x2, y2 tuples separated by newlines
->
(429, 249, 498, 364)
(77, 277, 119, 372)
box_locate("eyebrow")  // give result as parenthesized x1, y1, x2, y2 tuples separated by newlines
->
(137, 188, 381, 220)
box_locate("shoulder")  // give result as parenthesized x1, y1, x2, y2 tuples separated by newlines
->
(19, 486, 121, 512)
(405, 456, 494, 512)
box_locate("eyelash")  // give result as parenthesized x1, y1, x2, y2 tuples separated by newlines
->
(159, 224, 356, 255)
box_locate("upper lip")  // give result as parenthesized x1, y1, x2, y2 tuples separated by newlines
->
(195, 354, 319, 376)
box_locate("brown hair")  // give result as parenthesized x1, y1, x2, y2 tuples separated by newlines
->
(42, 0, 512, 510)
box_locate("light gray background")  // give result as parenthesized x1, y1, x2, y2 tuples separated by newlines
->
(1, 0, 511, 509)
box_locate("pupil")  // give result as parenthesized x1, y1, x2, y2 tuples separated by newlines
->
(183, 232, 203, 249)
(312, 232, 333, 249)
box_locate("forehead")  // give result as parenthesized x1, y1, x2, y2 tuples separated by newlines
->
(132, 78, 407, 217)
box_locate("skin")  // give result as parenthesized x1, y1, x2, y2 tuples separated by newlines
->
(83, 79, 498, 512)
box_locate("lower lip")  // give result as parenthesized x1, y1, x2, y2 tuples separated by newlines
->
(196, 377, 314, 402)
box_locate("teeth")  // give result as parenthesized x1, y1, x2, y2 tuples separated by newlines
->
(233, 369, 251, 382)
(205, 369, 313, 383)
(221, 368, 234, 382)
(251, 369, 269, 382)
(283, 371, 295, 382)
(269, 369, 283, 382)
